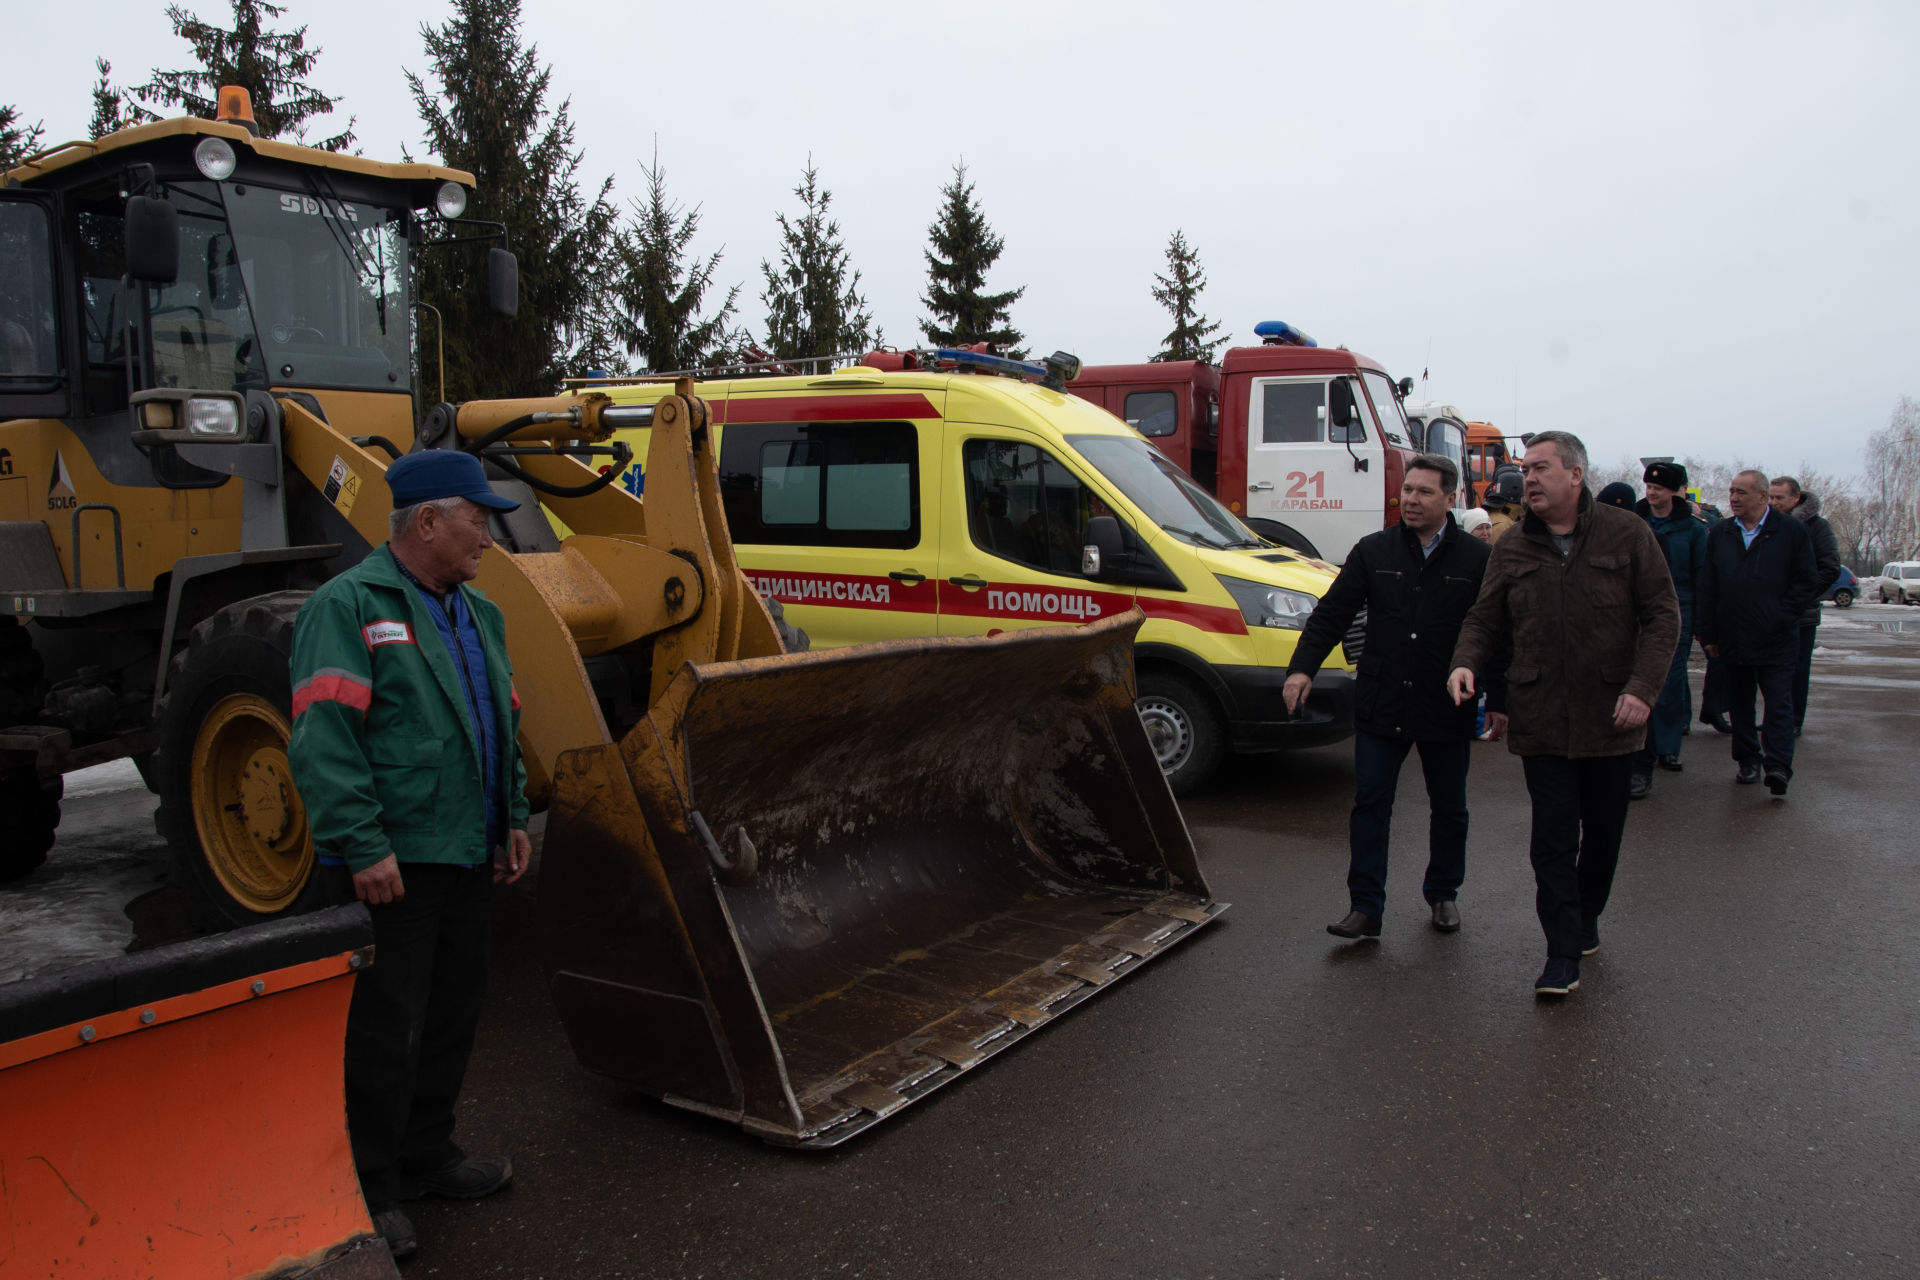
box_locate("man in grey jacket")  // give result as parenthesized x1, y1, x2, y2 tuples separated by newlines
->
(1448, 431, 1679, 999)
(1769, 477, 1843, 735)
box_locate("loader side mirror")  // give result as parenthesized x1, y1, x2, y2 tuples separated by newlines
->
(125, 196, 180, 284)
(1083, 515, 1124, 579)
(488, 248, 519, 318)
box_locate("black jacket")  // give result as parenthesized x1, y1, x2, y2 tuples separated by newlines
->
(1696, 508, 1821, 666)
(1290, 519, 1500, 741)
(1787, 492, 1843, 626)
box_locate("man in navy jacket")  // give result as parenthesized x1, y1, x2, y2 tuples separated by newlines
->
(1285, 455, 1502, 940)
(1695, 469, 1821, 797)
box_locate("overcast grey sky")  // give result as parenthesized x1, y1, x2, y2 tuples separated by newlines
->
(13, 0, 1919, 478)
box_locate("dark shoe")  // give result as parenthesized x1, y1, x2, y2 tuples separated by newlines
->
(403, 1154, 513, 1201)
(1736, 760, 1763, 785)
(1580, 919, 1600, 956)
(372, 1206, 418, 1261)
(1703, 713, 1733, 735)
(1682, 722, 1691, 736)
(1326, 910, 1382, 940)
(1628, 771, 1652, 800)
(1431, 900, 1461, 933)
(1656, 754, 1683, 772)
(1534, 957, 1581, 997)
(1765, 769, 1789, 798)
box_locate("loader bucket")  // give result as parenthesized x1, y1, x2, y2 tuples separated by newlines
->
(538, 610, 1224, 1148)
(0, 904, 395, 1278)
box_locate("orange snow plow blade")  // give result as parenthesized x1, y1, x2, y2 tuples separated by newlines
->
(0, 905, 396, 1279)
(538, 610, 1224, 1148)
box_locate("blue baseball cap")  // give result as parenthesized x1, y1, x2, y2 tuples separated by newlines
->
(386, 450, 520, 511)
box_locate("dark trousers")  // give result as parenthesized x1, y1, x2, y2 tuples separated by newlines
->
(1635, 617, 1694, 770)
(1347, 730, 1470, 916)
(1728, 662, 1796, 778)
(327, 862, 492, 1209)
(1792, 624, 1817, 731)
(1520, 754, 1633, 959)
(1701, 646, 1729, 721)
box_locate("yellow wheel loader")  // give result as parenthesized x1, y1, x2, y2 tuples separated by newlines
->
(0, 93, 1220, 1257)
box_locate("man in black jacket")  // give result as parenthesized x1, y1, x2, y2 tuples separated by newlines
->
(1769, 477, 1843, 735)
(1697, 470, 1821, 797)
(1284, 455, 1501, 939)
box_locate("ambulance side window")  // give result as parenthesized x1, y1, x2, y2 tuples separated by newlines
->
(962, 439, 1098, 578)
(718, 420, 918, 549)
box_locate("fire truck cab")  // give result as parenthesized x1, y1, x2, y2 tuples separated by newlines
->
(1071, 323, 1421, 564)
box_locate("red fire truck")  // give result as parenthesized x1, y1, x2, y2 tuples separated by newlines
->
(1069, 323, 1457, 564)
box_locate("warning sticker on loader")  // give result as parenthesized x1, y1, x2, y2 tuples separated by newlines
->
(323, 455, 361, 516)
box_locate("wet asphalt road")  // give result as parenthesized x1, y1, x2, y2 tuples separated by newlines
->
(24, 604, 1920, 1278)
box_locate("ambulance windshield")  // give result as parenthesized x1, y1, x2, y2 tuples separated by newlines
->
(1068, 434, 1262, 551)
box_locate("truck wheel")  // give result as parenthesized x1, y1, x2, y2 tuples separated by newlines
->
(1244, 518, 1322, 560)
(1833, 589, 1853, 608)
(152, 592, 325, 931)
(0, 768, 61, 882)
(1135, 671, 1226, 796)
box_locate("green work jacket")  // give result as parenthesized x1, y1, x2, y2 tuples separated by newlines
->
(287, 545, 530, 873)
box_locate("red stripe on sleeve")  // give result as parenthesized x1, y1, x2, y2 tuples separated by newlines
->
(292, 673, 374, 718)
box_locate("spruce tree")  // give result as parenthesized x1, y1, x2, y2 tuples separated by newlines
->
(0, 105, 44, 170)
(136, 0, 355, 150)
(759, 161, 875, 362)
(920, 161, 1024, 355)
(409, 0, 621, 400)
(613, 149, 739, 373)
(90, 59, 133, 138)
(1150, 230, 1223, 363)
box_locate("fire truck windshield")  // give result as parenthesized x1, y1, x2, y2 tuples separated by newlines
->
(1068, 434, 1263, 551)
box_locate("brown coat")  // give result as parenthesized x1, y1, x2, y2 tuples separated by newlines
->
(1452, 491, 1680, 758)
(1485, 507, 1518, 543)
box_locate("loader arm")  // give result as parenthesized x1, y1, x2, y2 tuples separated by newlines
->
(275, 382, 779, 809)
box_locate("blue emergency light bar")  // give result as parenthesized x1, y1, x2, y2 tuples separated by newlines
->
(930, 348, 1051, 381)
(1254, 320, 1317, 348)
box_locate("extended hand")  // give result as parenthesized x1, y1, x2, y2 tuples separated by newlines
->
(353, 854, 405, 905)
(1613, 693, 1651, 730)
(1484, 711, 1509, 740)
(495, 828, 531, 884)
(1447, 667, 1477, 705)
(1281, 672, 1312, 715)
(1703, 643, 1720, 659)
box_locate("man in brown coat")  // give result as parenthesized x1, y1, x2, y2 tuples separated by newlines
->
(1447, 431, 1680, 998)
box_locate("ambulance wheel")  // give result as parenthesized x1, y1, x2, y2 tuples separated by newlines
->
(767, 596, 809, 653)
(1245, 518, 1321, 559)
(0, 768, 61, 883)
(153, 592, 327, 932)
(1136, 670, 1226, 796)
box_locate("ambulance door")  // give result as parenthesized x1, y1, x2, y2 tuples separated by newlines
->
(1242, 375, 1379, 564)
(936, 427, 1136, 636)
(718, 417, 941, 646)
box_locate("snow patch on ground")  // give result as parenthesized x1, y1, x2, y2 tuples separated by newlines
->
(62, 757, 147, 799)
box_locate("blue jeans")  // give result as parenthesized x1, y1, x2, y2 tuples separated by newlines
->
(1348, 730, 1471, 916)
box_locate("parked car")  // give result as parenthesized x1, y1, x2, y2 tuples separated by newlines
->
(1878, 562, 1920, 605)
(1825, 566, 1858, 608)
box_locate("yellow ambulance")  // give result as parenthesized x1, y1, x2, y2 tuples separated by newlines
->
(597, 349, 1355, 793)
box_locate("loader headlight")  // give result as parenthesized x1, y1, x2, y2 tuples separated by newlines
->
(435, 181, 469, 219)
(1216, 574, 1317, 630)
(194, 137, 238, 181)
(184, 396, 243, 436)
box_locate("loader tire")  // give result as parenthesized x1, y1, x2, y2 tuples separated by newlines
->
(766, 596, 810, 653)
(0, 768, 61, 883)
(153, 591, 326, 932)
(1, 615, 47, 727)
(1135, 670, 1226, 796)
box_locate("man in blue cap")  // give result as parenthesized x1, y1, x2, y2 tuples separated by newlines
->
(287, 449, 530, 1262)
